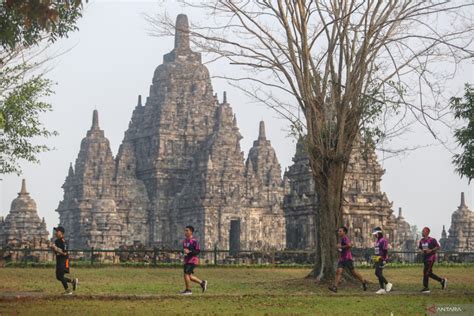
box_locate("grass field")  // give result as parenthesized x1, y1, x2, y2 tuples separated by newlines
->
(0, 266, 473, 315)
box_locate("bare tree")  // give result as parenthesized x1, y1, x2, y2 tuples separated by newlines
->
(149, 0, 473, 280)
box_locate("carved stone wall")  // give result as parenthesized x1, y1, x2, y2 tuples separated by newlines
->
(284, 138, 415, 250)
(1, 180, 50, 260)
(56, 14, 286, 251)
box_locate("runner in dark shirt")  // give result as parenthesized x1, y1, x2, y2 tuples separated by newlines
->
(329, 226, 368, 293)
(180, 225, 208, 295)
(418, 227, 447, 293)
(51, 226, 78, 295)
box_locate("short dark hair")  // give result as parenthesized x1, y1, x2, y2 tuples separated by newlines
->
(339, 226, 348, 234)
(54, 226, 65, 233)
(185, 225, 194, 233)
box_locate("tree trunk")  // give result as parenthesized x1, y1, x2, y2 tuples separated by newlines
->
(307, 160, 345, 281)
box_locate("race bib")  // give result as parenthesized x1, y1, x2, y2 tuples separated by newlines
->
(374, 247, 380, 255)
(422, 242, 429, 250)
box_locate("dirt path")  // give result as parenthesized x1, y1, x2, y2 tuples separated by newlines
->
(1, 291, 472, 302)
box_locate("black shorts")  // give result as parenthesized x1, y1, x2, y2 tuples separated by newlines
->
(184, 264, 196, 275)
(56, 262, 69, 274)
(337, 260, 354, 270)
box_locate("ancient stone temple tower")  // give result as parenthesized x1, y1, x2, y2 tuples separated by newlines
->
(0, 180, 49, 249)
(393, 207, 415, 251)
(56, 110, 138, 249)
(283, 139, 318, 249)
(57, 14, 286, 251)
(440, 225, 448, 249)
(284, 138, 415, 250)
(445, 192, 474, 252)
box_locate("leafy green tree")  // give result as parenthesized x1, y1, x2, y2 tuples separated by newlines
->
(451, 84, 474, 183)
(0, 0, 85, 174)
(0, 68, 56, 174)
(0, 0, 84, 50)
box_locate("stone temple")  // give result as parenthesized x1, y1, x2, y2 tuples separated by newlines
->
(56, 14, 414, 252)
(284, 138, 415, 250)
(440, 193, 474, 252)
(0, 180, 50, 252)
(56, 14, 285, 251)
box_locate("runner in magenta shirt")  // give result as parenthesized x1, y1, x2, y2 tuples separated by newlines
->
(338, 235, 353, 262)
(419, 227, 447, 293)
(372, 227, 392, 294)
(329, 226, 368, 293)
(180, 225, 208, 295)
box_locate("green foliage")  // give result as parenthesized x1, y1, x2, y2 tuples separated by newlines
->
(451, 84, 474, 183)
(0, 1, 84, 175)
(0, 65, 57, 174)
(0, 0, 84, 51)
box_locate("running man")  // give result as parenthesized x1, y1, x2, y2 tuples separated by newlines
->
(51, 226, 78, 295)
(329, 226, 368, 293)
(419, 227, 447, 293)
(180, 225, 208, 295)
(372, 227, 393, 294)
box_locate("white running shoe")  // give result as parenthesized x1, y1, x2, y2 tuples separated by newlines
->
(375, 288, 387, 295)
(385, 283, 393, 292)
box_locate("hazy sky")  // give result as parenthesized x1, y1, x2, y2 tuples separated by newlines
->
(1, 1, 472, 241)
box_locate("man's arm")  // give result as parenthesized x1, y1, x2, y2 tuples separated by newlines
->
(339, 241, 351, 249)
(189, 241, 200, 256)
(51, 244, 66, 256)
(418, 241, 424, 253)
(183, 240, 190, 254)
(426, 239, 440, 253)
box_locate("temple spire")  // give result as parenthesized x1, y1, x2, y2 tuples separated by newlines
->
(460, 192, 466, 208)
(68, 163, 74, 177)
(223, 91, 227, 104)
(92, 109, 100, 130)
(398, 207, 402, 218)
(258, 121, 267, 141)
(19, 179, 28, 195)
(137, 95, 142, 107)
(175, 14, 190, 51)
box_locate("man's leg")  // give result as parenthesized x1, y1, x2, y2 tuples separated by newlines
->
(56, 268, 69, 290)
(334, 268, 343, 287)
(375, 263, 388, 288)
(428, 261, 443, 283)
(423, 261, 430, 288)
(189, 275, 202, 284)
(184, 273, 191, 290)
(350, 268, 367, 284)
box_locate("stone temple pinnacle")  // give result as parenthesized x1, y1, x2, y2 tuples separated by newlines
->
(91, 109, 100, 130)
(175, 14, 190, 51)
(258, 121, 266, 141)
(460, 192, 466, 208)
(19, 179, 28, 195)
